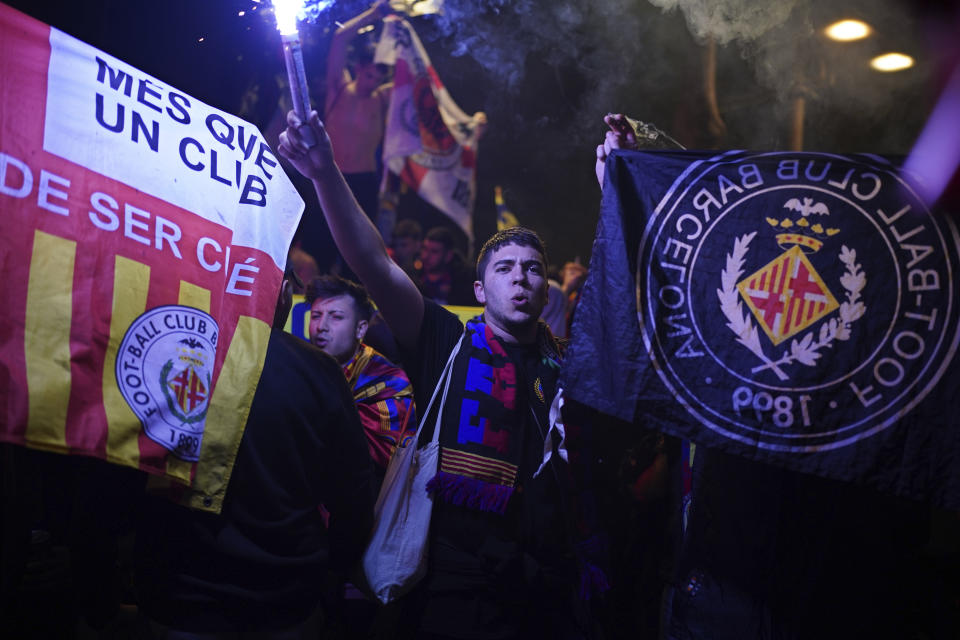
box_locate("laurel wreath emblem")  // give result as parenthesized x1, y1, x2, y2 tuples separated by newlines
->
(717, 233, 867, 381)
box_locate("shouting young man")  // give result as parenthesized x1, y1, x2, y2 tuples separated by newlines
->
(279, 110, 587, 639)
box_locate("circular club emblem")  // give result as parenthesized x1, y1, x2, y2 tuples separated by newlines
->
(116, 305, 219, 461)
(639, 151, 960, 452)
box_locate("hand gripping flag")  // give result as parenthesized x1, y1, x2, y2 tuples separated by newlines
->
(0, 4, 304, 512)
(561, 149, 960, 509)
(375, 16, 484, 242)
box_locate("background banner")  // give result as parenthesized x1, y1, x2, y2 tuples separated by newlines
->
(376, 16, 484, 242)
(562, 148, 960, 509)
(0, 3, 304, 511)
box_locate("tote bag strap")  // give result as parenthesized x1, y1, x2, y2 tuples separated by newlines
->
(409, 331, 465, 446)
(370, 331, 465, 517)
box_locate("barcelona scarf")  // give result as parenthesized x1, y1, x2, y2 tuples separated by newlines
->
(344, 344, 416, 470)
(426, 317, 563, 514)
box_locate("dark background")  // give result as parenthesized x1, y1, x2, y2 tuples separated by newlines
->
(7, 0, 958, 266)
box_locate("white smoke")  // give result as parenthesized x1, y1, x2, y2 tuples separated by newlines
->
(646, 0, 798, 45)
(322, 0, 933, 258)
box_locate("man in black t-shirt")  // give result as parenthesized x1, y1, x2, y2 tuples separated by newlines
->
(133, 269, 376, 637)
(279, 111, 587, 639)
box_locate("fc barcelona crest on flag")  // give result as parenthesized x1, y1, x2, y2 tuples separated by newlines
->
(562, 149, 960, 507)
(165, 355, 209, 419)
(117, 306, 218, 462)
(639, 151, 958, 452)
(735, 238, 842, 348)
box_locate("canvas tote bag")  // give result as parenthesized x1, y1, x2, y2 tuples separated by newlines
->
(361, 332, 464, 604)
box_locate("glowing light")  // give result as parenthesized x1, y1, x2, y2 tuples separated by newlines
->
(393, 0, 444, 16)
(272, 0, 302, 36)
(871, 53, 914, 72)
(197, 36, 205, 42)
(272, 0, 316, 146)
(824, 19, 871, 42)
(238, 10, 246, 16)
(904, 63, 960, 206)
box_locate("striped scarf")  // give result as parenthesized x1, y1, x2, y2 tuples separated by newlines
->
(343, 344, 416, 471)
(426, 317, 563, 514)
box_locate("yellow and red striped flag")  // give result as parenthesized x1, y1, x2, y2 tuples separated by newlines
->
(0, 4, 304, 512)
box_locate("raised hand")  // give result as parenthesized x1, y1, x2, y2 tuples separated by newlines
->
(595, 113, 638, 188)
(277, 110, 336, 181)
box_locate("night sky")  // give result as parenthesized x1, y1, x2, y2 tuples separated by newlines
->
(7, 0, 955, 267)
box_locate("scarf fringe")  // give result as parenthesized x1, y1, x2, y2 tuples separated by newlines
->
(426, 470, 514, 515)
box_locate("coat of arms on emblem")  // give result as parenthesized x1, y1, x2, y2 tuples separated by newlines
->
(160, 338, 212, 424)
(718, 199, 867, 381)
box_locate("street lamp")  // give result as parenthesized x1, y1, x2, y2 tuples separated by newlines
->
(824, 19, 872, 42)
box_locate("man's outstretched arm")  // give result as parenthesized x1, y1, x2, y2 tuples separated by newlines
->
(325, 0, 389, 106)
(278, 110, 425, 351)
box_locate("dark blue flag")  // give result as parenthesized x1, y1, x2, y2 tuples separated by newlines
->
(562, 149, 960, 509)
